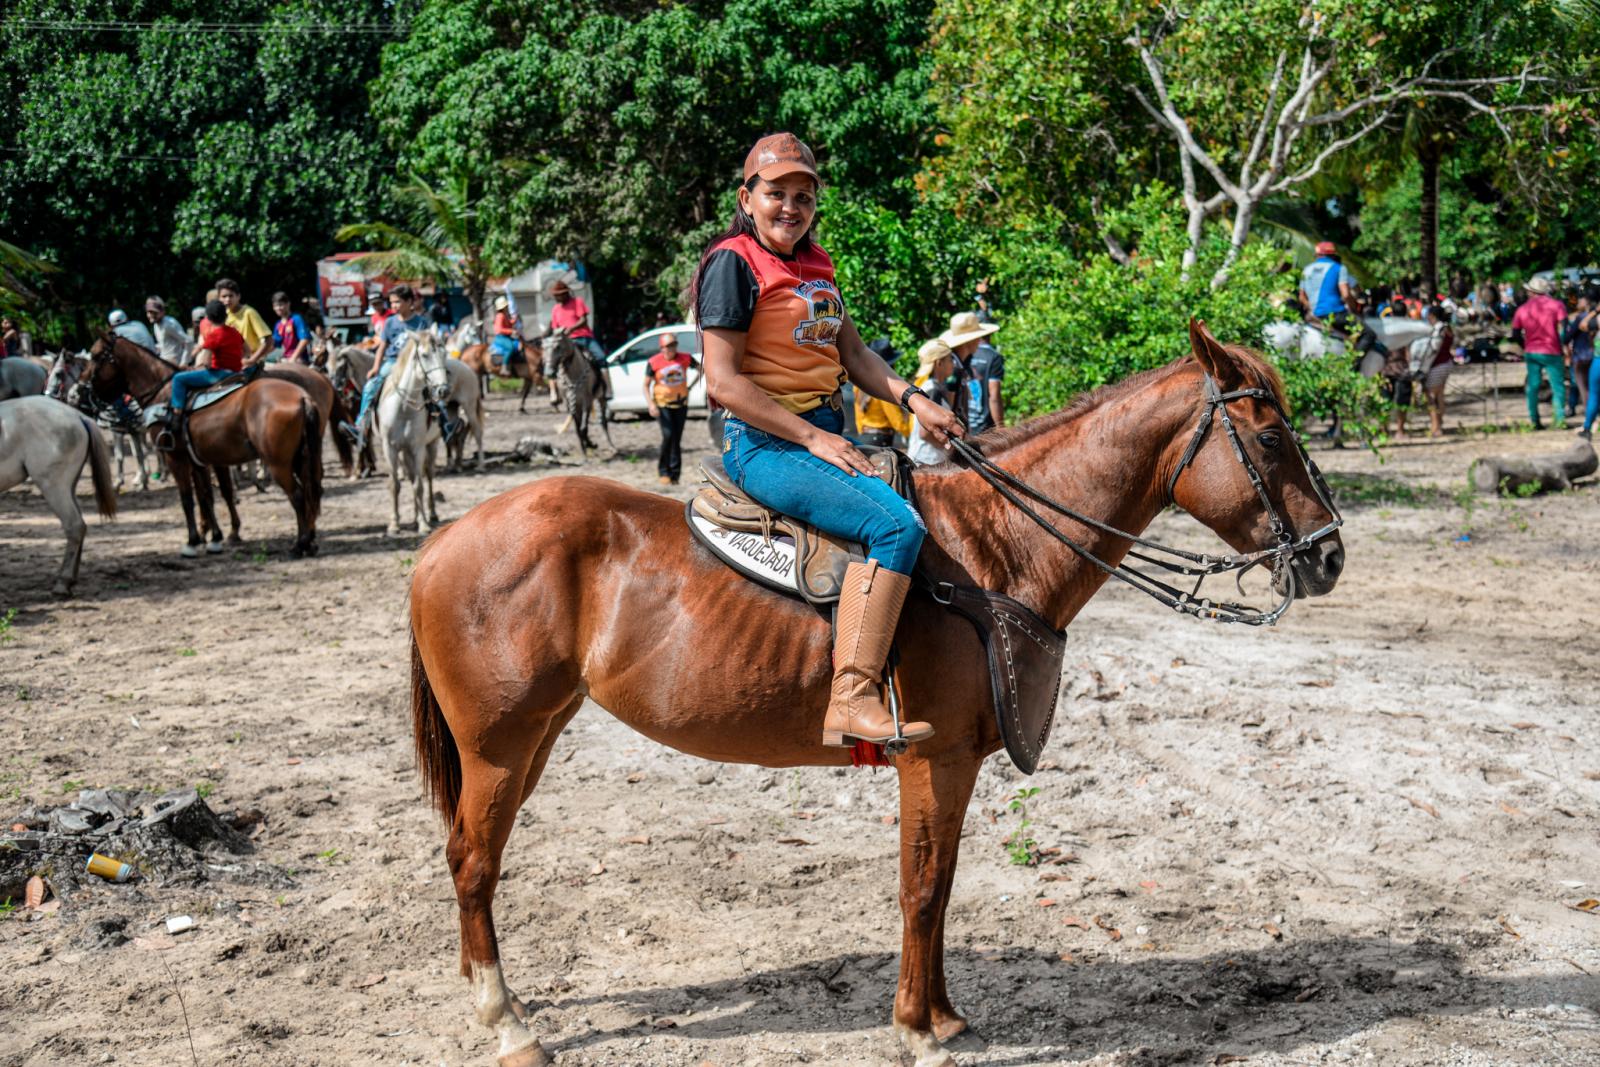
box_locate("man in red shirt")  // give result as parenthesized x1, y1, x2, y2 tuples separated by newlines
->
(643, 333, 700, 484)
(162, 299, 244, 447)
(1511, 276, 1568, 429)
(548, 280, 609, 389)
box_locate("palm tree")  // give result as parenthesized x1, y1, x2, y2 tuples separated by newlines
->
(336, 173, 502, 327)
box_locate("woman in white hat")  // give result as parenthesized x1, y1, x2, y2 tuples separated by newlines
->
(939, 310, 1002, 434)
(490, 295, 521, 371)
(907, 339, 956, 466)
(690, 131, 964, 749)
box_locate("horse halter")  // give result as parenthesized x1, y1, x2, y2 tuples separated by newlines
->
(946, 372, 1343, 627)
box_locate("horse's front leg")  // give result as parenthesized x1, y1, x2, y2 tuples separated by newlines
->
(419, 442, 438, 531)
(894, 752, 982, 1066)
(171, 460, 204, 558)
(386, 447, 404, 538)
(193, 467, 225, 554)
(213, 465, 244, 543)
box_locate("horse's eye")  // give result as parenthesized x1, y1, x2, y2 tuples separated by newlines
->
(1258, 431, 1282, 450)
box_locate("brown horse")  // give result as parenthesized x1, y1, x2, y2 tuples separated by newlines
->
(459, 340, 548, 413)
(407, 323, 1346, 1067)
(82, 335, 324, 558)
(264, 360, 354, 478)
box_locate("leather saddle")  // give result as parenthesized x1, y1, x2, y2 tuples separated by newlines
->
(143, 377, 247, 428)
(686, 448, 909, 607)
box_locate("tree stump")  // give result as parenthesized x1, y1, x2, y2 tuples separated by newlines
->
(1472, 440, 1597, 496)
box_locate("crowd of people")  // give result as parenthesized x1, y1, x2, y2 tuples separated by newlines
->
(1295, 241, 1600, 439)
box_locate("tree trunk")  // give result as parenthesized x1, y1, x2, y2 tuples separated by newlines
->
(1472, 440, 1597, 496)
(1212, 199, 1255, 289)
(1418, 138, 1441, 302)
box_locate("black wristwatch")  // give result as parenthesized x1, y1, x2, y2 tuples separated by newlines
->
(898, 385, 920, 412)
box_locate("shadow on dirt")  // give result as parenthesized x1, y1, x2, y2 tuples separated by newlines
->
(538, 939, 1593, 1063)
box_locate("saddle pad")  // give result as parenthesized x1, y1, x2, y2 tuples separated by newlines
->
(940, 585, 1067, 775)
(686, 504, 802, 595)
(143, 379, 246, 425)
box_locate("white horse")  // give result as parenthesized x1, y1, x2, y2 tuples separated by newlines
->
(1264, 317, 1435, 374)
(440, 358, 486, 473)
(540, 328, 614, 460)
(45, 350, 156, 492)
(0, 395, 118, 595)
(1, 356, 47, 400)
(377, 332, 452, 537)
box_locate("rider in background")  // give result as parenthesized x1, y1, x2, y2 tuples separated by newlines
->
(215, 279, 272, 366)
(548, 280, 608, 387)
(162, 299, 244, 446)
(490, 295, 521, 373)
(693, 132, 963, 749)
(272, 292, 312, 365)
(144, 297, 190, 365)
(343, 284, 432, 450)
(907, 339, 956, 467)
(1298, 241, 1357, 339)
(109, 308, 158, 350)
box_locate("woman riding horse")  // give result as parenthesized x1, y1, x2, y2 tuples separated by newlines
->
(695, 132, 964, 747)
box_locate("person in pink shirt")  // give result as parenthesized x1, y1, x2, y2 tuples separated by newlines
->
(547, 280, 608, 384)
(1511, 276, 1568, 429)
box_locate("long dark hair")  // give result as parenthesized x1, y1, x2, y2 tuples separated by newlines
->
(684, 175, 816, 320)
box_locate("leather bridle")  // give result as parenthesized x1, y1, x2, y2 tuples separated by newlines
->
(945, 372, 1343, 626)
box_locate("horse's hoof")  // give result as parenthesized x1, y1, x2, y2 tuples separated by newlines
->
(180, 544, 199, 559)
(895, 1023, 957, 1067)
(385, 526, 401, 538)
(205, 542, 224, 555)
(51, 582, 72, 597)
(932, 1012, 971, 1044)
(227, 534, 244, 545)
(304, 541, 318, 557)
(497, 1039, 552, 1067)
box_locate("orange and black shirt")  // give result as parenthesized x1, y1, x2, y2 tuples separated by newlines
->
(696, 233, 845, 413)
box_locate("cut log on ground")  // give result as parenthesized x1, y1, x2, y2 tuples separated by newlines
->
(1472, 440, 1597, 496)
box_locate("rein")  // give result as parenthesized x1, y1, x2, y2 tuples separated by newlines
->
(944, 373, 1342, 627)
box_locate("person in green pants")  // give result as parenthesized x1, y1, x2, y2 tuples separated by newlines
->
(1511, 276, 1569, 429)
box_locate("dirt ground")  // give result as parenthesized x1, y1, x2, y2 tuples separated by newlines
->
(1, 379, 1596, 1067)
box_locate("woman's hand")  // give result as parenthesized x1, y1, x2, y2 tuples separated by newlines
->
(911, 393, 965, 445)
(806, 430, 880, 477)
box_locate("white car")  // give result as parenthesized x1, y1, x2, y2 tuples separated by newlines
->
(604, 324, 707, 415)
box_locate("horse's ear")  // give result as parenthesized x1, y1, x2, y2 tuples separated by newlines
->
(1188, 318, 1242, 387)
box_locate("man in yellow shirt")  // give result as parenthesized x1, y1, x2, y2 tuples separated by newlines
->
(215, 278, 272, 365)
(854, 338, 911, 445)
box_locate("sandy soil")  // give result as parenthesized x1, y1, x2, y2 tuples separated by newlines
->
(1, 382, 1596, 1067)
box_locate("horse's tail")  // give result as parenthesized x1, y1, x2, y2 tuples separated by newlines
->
(81, 417, 118, 520)
(411, 622, 461, 825)
(293, 398, 322, 527)
(326, 385, 355, 476)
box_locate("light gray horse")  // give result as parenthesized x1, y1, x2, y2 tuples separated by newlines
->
(377, 332, 452, 537)
(540, 328, 614, 460)
(440, 358, 486, 473)
(45, 349, 156, 491)
(1263, 317, 1434, 373)
(1, 356, 47, 401)
(0, 395, 118, 595)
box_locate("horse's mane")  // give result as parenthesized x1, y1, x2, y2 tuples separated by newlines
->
(974, 343, 1288, 456)
(108, 333, 183, 373)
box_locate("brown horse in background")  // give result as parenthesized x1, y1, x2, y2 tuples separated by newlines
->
(82, 335, 323, 558)
(407, 323, 1345, 1067)
(264, 361, 354, 477)
(459, 340, 547, 413)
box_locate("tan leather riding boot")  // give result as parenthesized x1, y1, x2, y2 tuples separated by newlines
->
(821, 561, 934, 747)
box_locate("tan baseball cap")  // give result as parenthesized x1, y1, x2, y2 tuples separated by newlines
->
(743, 132, 819, 184)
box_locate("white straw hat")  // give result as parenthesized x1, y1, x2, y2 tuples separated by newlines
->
(939, 310, 999, 348)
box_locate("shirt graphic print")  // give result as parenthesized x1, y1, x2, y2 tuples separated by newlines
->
(793, 279, 843, 347)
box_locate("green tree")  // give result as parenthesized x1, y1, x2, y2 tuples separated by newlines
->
(0, 0, 392, 335)
(370, 0, 937, 318)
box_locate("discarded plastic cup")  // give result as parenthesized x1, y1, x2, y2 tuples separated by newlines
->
(85, 853, 133, 882)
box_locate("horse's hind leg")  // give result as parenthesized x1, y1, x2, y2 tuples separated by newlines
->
(131, 433, 152, 491)
(519, 376, 533, 415)
(193, 468, 225, 554)
(894, 753, 982, 1066)
(214, 465, 243, 543)
(450, 694, 582, 1067)
(36, 461, 87, 596)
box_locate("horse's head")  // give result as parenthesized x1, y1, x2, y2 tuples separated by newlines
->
(404, 332, 452, 405)
(540, 329, 572, 379)
(80, 332, 128, 403)
(44, 350, 78, 402)
(1167, 320, 1344, 599)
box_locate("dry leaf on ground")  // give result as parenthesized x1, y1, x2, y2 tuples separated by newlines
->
(1409, 796, 1441, 819)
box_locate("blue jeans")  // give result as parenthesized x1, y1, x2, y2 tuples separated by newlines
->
(490, 334, 519, 364)
(357, 358, 396, 424)
(170, 367, 231, 412)
(1583, 358, 1600, 433)
(722, 404, 924, 574)
(575, 336, 607, 364)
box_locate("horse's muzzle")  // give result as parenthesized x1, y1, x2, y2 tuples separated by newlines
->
(1281, 538, 1343, 599)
